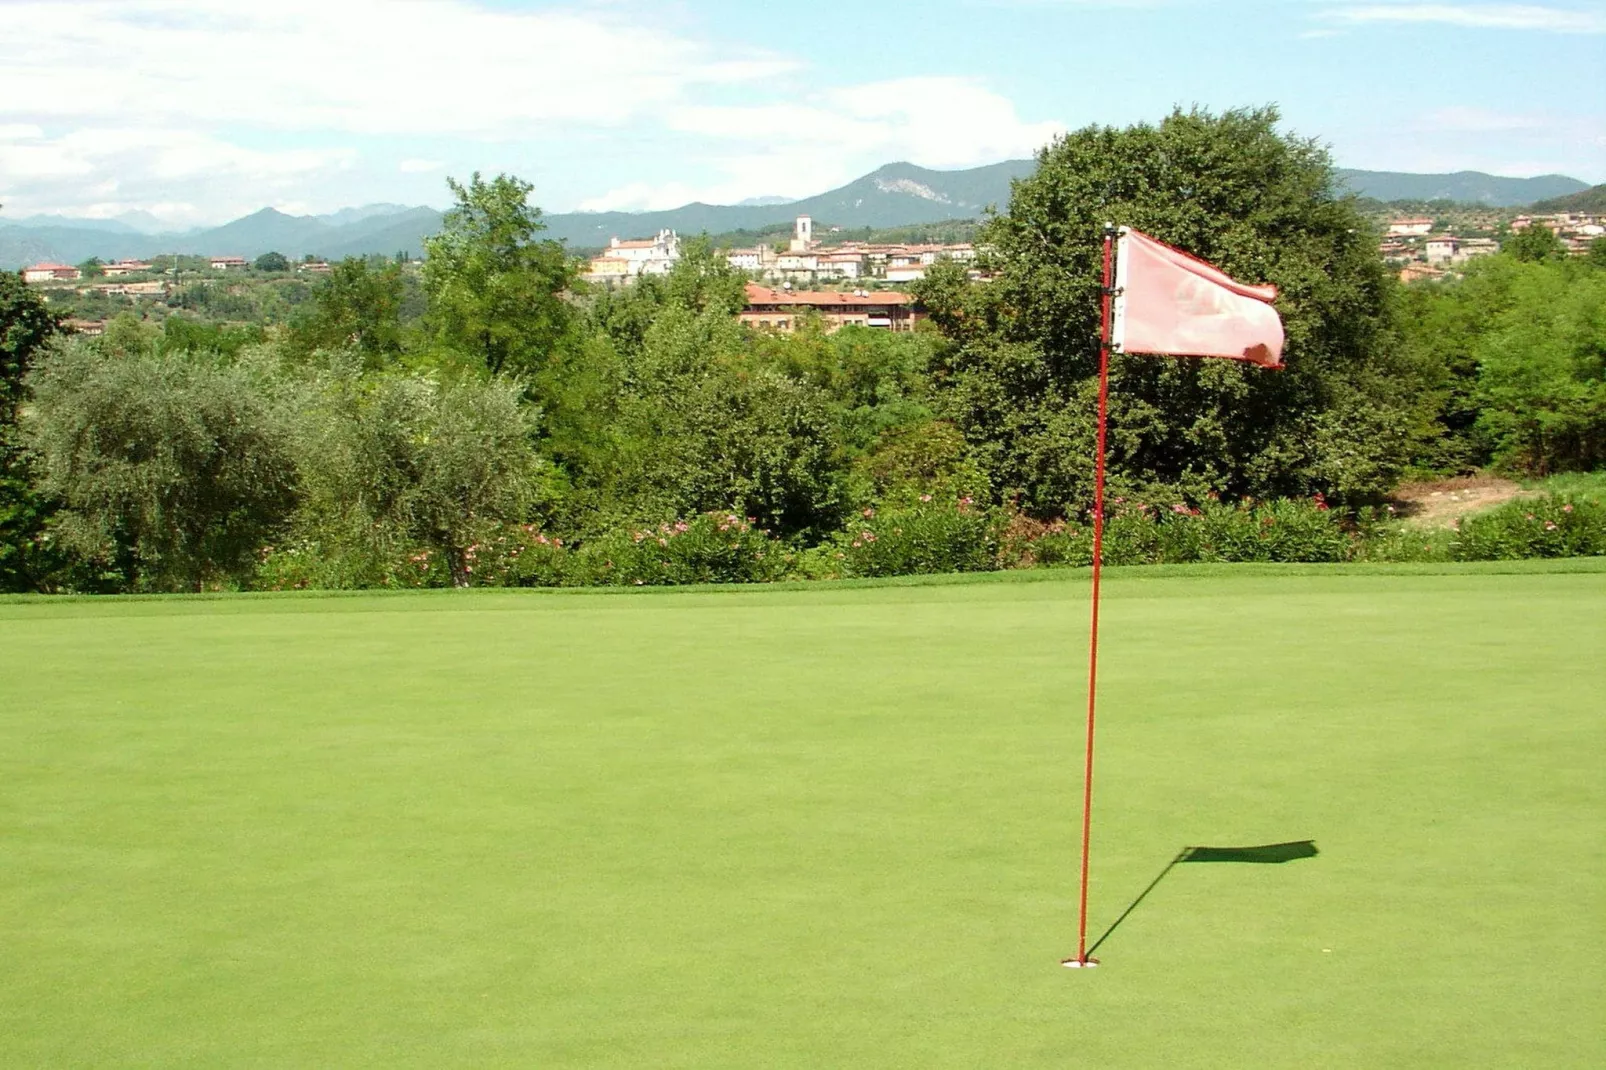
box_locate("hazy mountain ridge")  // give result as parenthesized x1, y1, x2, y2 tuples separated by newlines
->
(1526, 184, 1606, 214)
(1, 164, 1592, 269)
(1333, 169, 1587, 206)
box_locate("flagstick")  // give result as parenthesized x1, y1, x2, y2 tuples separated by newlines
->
(1069, 223, 1117, 969)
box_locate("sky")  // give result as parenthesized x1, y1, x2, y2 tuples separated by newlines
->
(0, 0, 1602, 226)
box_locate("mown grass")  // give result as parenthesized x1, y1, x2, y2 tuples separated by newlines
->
(2, 565, 1602, 1067)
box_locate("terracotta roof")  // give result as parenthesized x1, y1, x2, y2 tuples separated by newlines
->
(27, 262, 76, 271)
(611, 239, 658, 249)
(744, 283, 912, 306)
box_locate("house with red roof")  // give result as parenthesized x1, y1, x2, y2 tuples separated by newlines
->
(740, 283, 921, 333)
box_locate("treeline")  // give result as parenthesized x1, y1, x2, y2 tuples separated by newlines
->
(2, 107, 1603, 594)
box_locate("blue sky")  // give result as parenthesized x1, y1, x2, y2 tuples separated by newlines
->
(1, 0, 1601, 225)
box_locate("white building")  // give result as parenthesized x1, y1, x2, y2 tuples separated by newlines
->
(1387, 218, 1434, 236)
(586, 229, 680, 282)
(1423, 236, 1459, 264)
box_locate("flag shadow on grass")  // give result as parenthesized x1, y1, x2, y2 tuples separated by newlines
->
(1085, 840, 1318, 957)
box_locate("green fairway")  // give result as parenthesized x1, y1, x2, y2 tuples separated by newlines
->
(3, 564, 1603, 1067)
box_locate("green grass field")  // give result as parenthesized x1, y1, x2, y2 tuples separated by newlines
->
(3, 563, 1603, 1067)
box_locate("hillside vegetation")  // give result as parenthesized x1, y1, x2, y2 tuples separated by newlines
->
(3, 108, 1603, 594)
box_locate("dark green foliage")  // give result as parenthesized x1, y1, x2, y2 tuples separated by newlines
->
(22, 342, 297, 590)
(1503, 224, 1565, 263)
(834, 493, 998, 577)
(1399, 256, 1606, 475)
(422, 173, 577, 377)
(0, 272, 64, 591)
(1449, 495, 1606, 560)
(254, 252, 291, 273)
(288, 257, 405, 366)
(918, 105, 1428, 513)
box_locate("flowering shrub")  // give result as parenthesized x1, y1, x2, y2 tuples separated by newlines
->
(1448, 494, 1606, 560)
(834, 494, 998, 577)
(576, 512, 791, 586)
(255, 540, 447, 590)
(1005, 496, 1350, 567)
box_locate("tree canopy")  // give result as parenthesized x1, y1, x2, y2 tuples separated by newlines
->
(915, 104, 1427, 511)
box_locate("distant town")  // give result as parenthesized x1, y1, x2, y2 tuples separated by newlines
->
(16, 203, 1603, 339)
(1378, 210, 1601, 282)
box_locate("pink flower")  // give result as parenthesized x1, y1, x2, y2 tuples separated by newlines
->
(863, 507, 875, 518)
(920, 493, 932, 502)
(863, 532, 876, 542)
(1544, 521, 1557, 531)
(675, 521, 689, 533)
(1171, 503, 1189, 514)
(1563, 504, 1574, 513)
(852, 540, 862, 548)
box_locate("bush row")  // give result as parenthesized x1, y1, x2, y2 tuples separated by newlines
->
(253, 492, 1606, 591)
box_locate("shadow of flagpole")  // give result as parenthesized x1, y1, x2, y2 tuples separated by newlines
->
(1085, 841, 1319, 958)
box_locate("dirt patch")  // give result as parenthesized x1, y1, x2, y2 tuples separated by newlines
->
(1387, 476, 1533, 528)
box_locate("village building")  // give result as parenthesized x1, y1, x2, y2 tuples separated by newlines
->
(297, 261, 333, 274)
(582, 229, 680, 284)
(23, 262, 81, 282)
(210, 256, 248, 271)
(1387, 218, 1434, 236)
(1423, 235, 1459, 265)
(740, 283, 921, 333)
(102, 259, 154, 277)
(91, 280, 168, 297)
(1399, 262, 1447, 284)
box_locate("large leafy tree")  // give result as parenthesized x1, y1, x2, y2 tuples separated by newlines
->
(422, 173, 577, 378)
(1, 271, 64, 591)
(287, 368, 549, 586)
(21, 342, 298, 591)
(916, 105, 1432, 512)
(288, 257, 406, 367)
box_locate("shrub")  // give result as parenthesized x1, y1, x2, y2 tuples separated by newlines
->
(834, 493, 997, 577)
(576, 512, 791, 586)
(1005, 496, 1351, 567)
(1448, 494, 1606, 560)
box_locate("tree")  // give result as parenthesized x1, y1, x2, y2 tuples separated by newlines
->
(254, 251, 291, 273)
(421, 173, 577, 378)
(1503, 224, 1564, 263)
(914, 105, 1429, 512)
(78, 257, 105, 278)
(0, 271, 65, 591)
(288, 257, 405, 367)
(288, 368, 549, 585)
(21, 341, 298, 591)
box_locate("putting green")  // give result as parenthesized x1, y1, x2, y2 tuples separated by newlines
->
(3, 563, 1602, 1067)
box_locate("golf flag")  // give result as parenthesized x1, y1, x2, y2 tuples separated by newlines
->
(1112, 228, 1284, 368)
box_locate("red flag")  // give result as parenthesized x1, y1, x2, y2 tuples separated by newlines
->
(1112, 228, 1284, 368)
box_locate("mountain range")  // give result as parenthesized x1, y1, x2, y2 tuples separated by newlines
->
(0, 163, 1591, 269)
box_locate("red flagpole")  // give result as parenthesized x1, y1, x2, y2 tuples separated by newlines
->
(1071, 224, 1116, 967)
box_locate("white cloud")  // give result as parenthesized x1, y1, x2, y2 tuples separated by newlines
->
(0, 0, 795, 137)
(0, 128, 356, 223)
(1323, 4, 1606, 34)
(581, 77, 1063, 211)
(0, 2, 1063, 220)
